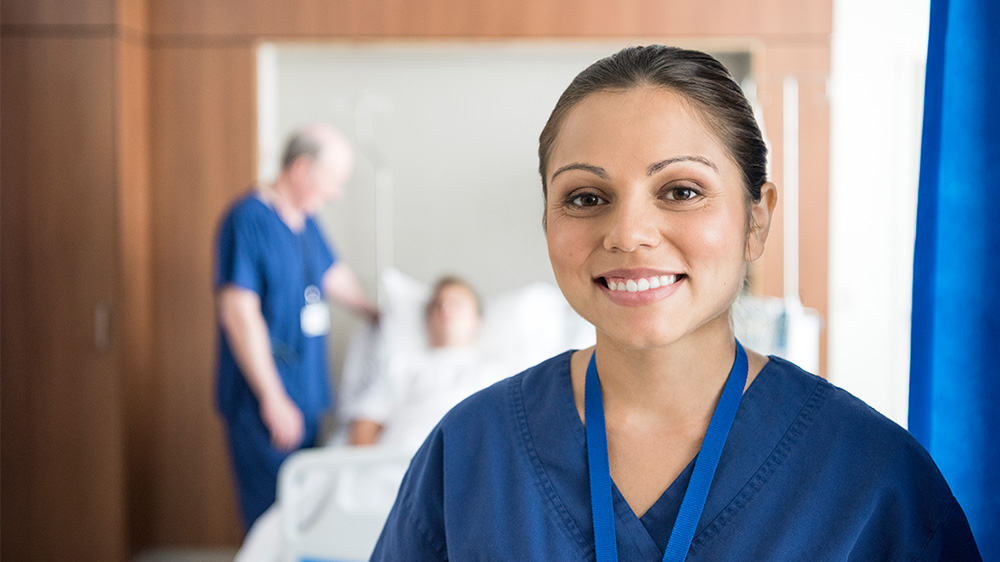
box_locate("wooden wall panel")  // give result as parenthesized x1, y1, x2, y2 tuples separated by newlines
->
(117, 0, 149, 33)
(147, 0, 830, 38)
(0, 0, 146, 31)
(117, 32, 155, 553)
(1, 35, 127, 561)
(148, 44, 256, 545)
(1, 35, 35, 559)
(1, 0, 114, 26)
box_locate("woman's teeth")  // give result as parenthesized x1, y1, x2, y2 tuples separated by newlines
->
(605, 275, 679, 292)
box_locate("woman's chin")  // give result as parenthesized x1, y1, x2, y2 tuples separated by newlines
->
(592, 308, 733, 352)
(596, 325, 688, 352)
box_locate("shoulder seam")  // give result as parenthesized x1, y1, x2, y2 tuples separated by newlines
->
(401, 498, 449, 559)
(690, 375, 831, 552)
(912, 497, 971, 562)
(509, 372, 594, 560)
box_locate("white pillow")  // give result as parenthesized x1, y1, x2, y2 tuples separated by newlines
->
(378, 268, 432, 357)
(480, 282, 594, 374)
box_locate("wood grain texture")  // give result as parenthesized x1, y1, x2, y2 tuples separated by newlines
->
(117, 0, 149, 33)
(147, 43, 256, 546)
(1, 0, 114, 26)
(116, 33, 155, 554)
(147, 0, 831, 39)
(1, 34, 127, 561)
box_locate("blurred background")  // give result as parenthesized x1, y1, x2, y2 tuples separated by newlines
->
(1, 0, 932, 559)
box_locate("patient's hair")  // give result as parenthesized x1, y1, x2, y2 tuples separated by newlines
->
(538, 45, 768, 213)
(425, 276, 482, 319)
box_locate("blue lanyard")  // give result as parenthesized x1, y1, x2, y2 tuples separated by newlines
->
(585, 340, 748, 562)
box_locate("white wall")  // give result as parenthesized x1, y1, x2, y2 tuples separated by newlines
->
(828, 0, 930, 426)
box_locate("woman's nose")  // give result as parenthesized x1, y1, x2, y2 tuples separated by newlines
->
(603, 197, 661, 252)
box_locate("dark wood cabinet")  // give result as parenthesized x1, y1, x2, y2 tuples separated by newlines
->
(1, 34, 129, 562)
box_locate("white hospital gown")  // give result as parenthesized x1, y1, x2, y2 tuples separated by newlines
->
(354, 346, 507, 450)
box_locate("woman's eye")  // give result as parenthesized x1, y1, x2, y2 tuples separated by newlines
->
(664, 186, 700, 201)
(568, 193, 606, 207)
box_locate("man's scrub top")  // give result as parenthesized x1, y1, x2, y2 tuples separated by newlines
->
(372, 352, 981, 561)
(215, 192, 337, 422)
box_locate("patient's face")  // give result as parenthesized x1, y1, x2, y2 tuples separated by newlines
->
(427, 284, 480, 348)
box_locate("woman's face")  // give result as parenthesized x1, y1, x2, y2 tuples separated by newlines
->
(544, 86, 770, 350)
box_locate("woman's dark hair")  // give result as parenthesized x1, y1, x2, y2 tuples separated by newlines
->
(538, 45, 768, 206)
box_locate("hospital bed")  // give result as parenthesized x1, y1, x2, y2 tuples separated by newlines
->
(277, 446, 412, 562)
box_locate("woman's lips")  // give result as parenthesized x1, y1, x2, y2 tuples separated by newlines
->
(603, 274, 680, 292)
(594, 273, 686, 306)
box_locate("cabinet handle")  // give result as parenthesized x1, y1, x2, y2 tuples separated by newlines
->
(94, 301, 109, 351)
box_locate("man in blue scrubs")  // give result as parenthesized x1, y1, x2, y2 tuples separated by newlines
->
(215, 124, 379, 529)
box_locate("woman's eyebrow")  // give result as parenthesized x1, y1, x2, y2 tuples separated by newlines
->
(647, 155, 719, 175)
(550, 162, 609, 182)
(551, 156, 718, 182)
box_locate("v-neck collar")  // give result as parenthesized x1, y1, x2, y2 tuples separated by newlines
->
(253, 189, 307, 236)
(516, 350, 826, 559)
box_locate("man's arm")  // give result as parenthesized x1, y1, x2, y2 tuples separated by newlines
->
(322, 263, 379, 322)
(217, 285, 304, 450)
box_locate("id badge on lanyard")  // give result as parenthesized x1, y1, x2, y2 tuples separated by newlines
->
(299, 229, 329, 338)
(300, 284, 330, 337)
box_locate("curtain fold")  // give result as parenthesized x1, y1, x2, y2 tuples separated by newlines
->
(910, 0, 999, 557)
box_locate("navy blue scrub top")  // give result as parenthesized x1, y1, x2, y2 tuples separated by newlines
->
(214, 192, 337, 421)
(373, 352, 981, 561)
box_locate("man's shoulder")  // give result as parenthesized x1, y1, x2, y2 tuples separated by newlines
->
(221, 190, 268, 224)
(217, 191, 284, 250)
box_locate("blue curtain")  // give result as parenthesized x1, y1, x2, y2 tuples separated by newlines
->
(910, 0, 1000, 557)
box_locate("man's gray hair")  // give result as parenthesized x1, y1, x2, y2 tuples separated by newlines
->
(280, 129, 324, 170)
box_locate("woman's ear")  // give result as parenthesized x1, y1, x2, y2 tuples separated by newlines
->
(746, 182, 778, 262)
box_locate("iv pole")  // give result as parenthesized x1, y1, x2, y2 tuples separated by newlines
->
(353, 93, 394, 306)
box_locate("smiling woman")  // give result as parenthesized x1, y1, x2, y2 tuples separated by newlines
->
(371, 45, 980, 561)
(544, 86, 773, 356)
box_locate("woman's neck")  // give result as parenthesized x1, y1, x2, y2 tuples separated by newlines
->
(598, 322, 736, 426)
(571, 312, 765, 433)
(568, 312, 769, 517)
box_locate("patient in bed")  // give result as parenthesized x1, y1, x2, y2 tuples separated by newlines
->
(236, 275, 508, 561)
(346, 275, 504, 449)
